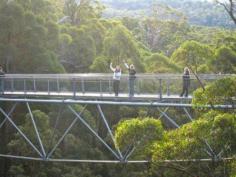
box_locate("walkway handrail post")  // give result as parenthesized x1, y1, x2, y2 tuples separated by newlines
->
(81, 79, 85, 94)
(1, 77, 5, 93)
(72, 78, 76, 98)
(56, 77, 60, 92)
(23, 79, 26, 95)
(166, 79, 170, 96)
(99, 80, 102, 96)
(159, 79, 162, 100)
(11, 78, 14, 92)
(33, 78, 36, 92)
(109, 79, 112, 94)
(137, 78, 140, 95)
(47, 79, 50, 95)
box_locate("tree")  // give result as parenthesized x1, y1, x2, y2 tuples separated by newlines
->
(212, 46, 236, 73)
(192, 77, 236, 107)
(91, 23, 144, 72)
(7, 110, 63, 177)
(64, 0, 104, 26)
(216, 0, 236, 25)
(0, 0, 65, 73)
(171, 40, 213, 73)
(115, 118, 164, 159)
(58, 26, 96, 72)
(151, 111, 236, 177)
(145, 53, 181, 73)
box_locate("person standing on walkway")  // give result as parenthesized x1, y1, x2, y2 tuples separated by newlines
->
(180, 67, 190, 97)
(123, 60, 136, 97)
(110, 63, 121, 96)
(0, 65, 5, 94)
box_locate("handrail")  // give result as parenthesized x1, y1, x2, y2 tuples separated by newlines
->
(0, 74, 234, 100)
(2, 73, 235, 80)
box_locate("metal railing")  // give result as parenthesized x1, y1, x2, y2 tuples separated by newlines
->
(0, 73, 234, 98)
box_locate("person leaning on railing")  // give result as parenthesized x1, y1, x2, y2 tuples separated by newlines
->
(0, 65, 5, 94)
(123, 60, 136, 97)
(110, 63, 122, 96)
(180, 67, 190, 97)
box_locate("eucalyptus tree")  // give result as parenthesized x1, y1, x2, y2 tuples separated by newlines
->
(216, 0, 236, 25)
(171, 40, 214, 73)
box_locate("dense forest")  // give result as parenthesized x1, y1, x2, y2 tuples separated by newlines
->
(102, 0, 235, 28)
(0, 0, 235, 177)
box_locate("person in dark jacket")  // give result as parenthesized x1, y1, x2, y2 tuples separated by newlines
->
(0, 65, 5, 94)
(180, 67, 190, 97)
(123, 60, 136, 97)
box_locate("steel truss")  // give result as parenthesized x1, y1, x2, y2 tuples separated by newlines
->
(0, 98, 234, 163)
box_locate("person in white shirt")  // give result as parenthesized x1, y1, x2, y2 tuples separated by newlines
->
(110, 63, 121, 96)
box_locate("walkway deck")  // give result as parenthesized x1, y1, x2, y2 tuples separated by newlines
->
(1, 91, 192, 101)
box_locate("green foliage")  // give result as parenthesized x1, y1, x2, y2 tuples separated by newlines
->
(102, 0, 235, 28)
(64, 0, 104, 25)
(152, 118, 211, 160)
(145, 53, 181, 73)
(151, 110, 236, 177)
(192, 77, 236, 106)
(171, 40, 213, 73)
(115, 118, 164, 157)
(212, 46, 236, 73)
(8, 110, 62, 177)
(0, 0, 65, 73)
(89, 22, 146, 72)
(0, 0, 236, 176)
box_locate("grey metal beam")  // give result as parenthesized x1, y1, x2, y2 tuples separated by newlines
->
(0, 98, 234, 109)
(0, 108, 43, 157)
(0, 103, 17, 129)
(68, 105, 120, 160)
(158, 107, 169, 119)
(157, 107, 180, 128)
(26, 102, 46, 158)
(0, 154, 234, 164)
(47, 105, 87, 159)
(183, 107, 193, 121)
(4, 73, 235, 80)
(97, 104, 123, 160)
(124, 146, 136, 161)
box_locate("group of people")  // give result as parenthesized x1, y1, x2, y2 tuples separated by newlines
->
(110, 60, 136, 97)
(110, 61, 191, 98)
(0, 64, 191, 97)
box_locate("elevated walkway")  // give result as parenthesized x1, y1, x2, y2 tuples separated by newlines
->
(0, 74, 234, 163)
(0, 73, 232, 102)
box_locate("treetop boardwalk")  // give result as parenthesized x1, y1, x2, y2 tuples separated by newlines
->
(0, 73, 234, 103)
(0, 73, 235, 163)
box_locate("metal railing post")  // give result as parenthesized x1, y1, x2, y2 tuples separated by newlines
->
(167, 79, 170, 96)
(72, 78, 76, 98)
(24, 79, 26, 95)
(33, 78, 36, 92)
(11, 78, 14, 92)
(137, 78, 140, 95)
(99, 80, 102, 96)
(159, 79, 162, 100)
(1, 77, 5, 93)
(81, 79, 85, 94)
(57, 77, 60, 92)
(109, 79, 112, 94)
(47, 80, 50, 95)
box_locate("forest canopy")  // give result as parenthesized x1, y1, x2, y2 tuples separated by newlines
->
(0, 0, 235, 177)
